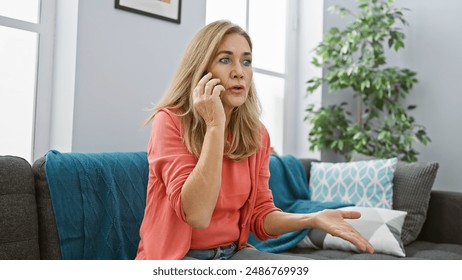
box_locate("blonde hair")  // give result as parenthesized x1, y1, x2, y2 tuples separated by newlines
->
(146, 20, 262, 160)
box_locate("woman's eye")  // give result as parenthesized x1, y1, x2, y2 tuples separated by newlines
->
(219, 57, 230, 64)
(243, 59, 252, 66)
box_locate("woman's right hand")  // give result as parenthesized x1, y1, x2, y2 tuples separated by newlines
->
(193, 73, 226, 128)
(182, 73, 226, 229)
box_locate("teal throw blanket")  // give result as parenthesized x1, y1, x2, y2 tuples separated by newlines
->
(45, 150, 148, 260)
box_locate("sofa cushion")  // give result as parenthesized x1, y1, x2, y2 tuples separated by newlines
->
(297, 206, 407, 257)
(351, 154, 439, 245)
(309, 158, 397, 208)
(404, 241, 462, 260)
(0, 156, 40, 260)
(418, 190, 462, 245)
(284, 240, 462, 260)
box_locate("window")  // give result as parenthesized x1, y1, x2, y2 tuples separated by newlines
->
(0, 0, 55, 162)
(206, 0, 293, 154)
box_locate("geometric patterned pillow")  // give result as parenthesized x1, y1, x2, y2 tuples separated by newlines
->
(297, 206, 407, 257)
(309, 158, 397, 209)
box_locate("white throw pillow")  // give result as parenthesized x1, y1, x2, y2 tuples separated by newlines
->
(297, 206, 407, 257)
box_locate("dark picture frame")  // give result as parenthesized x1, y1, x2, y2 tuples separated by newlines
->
(115, 0, 181, 24)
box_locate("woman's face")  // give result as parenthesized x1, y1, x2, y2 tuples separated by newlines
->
(207, 33, 253, 116)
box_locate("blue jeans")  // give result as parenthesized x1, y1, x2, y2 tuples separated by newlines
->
(185, 243, 237, 260)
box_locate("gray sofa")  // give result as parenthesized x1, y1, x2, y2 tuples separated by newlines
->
(1, 153, 462, 260)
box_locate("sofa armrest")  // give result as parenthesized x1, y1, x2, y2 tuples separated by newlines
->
(417, 190, 462, 245)
(0, 156, 41, 259)
(32, 156, 62, 259)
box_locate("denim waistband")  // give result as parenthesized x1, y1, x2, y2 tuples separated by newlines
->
(186, 243, 237, 260)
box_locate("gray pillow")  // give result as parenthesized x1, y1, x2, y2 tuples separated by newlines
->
(351, 153, 439, 245)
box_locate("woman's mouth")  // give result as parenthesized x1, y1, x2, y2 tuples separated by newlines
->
(228, 85, 245, 94)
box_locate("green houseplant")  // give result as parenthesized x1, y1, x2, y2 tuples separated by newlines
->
(305, 0, 430, 162)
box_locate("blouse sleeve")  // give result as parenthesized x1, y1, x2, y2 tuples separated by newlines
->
(249, 125, 281, 240)
(148, 109, 197, 222)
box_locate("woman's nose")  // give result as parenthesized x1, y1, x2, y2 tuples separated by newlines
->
(231, 63, 244, 79)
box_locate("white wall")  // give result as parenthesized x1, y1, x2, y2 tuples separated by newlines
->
(320, 0, 462, 192)
(393, 0, 462, 192)
(51, 0, 206, 154)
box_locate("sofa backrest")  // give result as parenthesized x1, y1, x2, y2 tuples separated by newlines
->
(0, 155, 41, 259)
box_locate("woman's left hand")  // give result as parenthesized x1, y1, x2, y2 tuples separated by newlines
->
(312, 209, 375, 254)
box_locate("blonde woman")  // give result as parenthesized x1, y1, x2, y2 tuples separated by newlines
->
(135, 20, 374, 260)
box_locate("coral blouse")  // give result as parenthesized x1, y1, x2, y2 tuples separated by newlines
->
(135, 108, 280, 260)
